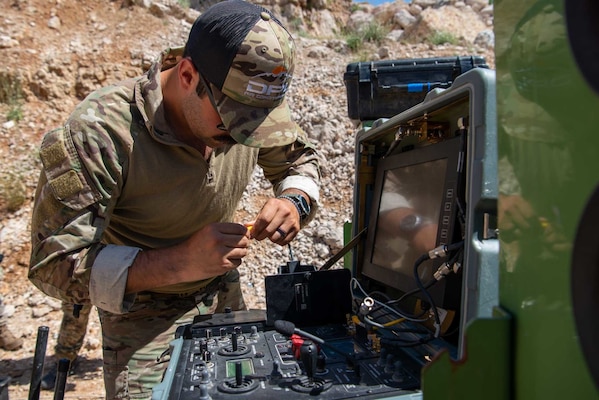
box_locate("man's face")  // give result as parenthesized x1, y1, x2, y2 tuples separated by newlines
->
(180, 84, 238, 149)
(176, 58, 239, 149)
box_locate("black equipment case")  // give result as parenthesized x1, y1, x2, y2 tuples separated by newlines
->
(343, 56, 488, 121)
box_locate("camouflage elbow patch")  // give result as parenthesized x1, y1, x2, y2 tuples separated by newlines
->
(40, 139, 69, 168)
(39, 127, 101, 209)
(48, 170, 85, 201)
(40, 138, 85, 200)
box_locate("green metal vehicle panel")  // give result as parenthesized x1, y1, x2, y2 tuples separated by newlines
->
(425, 0, 599, 398)
(496, 0, 599, 398)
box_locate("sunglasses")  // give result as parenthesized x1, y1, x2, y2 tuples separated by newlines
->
(198, 72, 228, 132)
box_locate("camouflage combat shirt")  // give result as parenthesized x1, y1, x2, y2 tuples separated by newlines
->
(29, 48, 321, 314)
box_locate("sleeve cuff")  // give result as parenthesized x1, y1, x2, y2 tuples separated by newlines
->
(90, 244, 142, 314)
(277, 175, 320, 203)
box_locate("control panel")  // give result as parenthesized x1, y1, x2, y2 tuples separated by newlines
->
(152, 310, 427, 400)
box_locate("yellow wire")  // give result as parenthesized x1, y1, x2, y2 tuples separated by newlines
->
(382, 318, 406, 327)
(352, 315, 406, 329)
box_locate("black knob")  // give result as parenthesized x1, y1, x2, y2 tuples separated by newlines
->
(300, 340, 318, 381)
(198, 383, 210, 400)
(235, 361, 243, 387)
(201, 368, 210, 384)
(231, 332, 238, 352)
(271, 360, 282, 378)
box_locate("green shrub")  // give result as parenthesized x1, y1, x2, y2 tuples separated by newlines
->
(344, 21, 390, 52)
(346, 33, 363, 52)
(361, 21, 388, 44)
(6, 104, 23, 122)
(429, 31, 459, 45)
(0, 71, 22, 104)
(0, 70, 23, 121)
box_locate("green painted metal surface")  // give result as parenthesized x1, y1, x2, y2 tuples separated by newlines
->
(422, 0, 599, 398)
(344, 221, 353, 269)
(422, 308, 511, 400)
(495, 0, 599, 398)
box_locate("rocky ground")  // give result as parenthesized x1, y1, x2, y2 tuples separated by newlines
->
(0, 0, 494, 398)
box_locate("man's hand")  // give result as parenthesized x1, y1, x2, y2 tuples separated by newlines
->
(248, 191, 310, 245)
(125, 222, 250, 294)
(182, 222, 251, 272)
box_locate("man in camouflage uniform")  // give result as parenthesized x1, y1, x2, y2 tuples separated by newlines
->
(40, 302, 92, 390)
(28, 1, 321, 399)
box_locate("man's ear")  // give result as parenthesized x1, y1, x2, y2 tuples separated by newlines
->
(178, 58, 199, 93)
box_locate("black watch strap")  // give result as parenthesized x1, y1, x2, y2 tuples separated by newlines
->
(277, 194, 311, 222)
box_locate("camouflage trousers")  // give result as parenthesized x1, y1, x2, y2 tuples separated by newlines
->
(98, 270, 246, 400)
(54, 302, 92, 361)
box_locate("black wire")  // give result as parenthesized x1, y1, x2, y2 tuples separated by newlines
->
(390, 278, 437, 306)
(410, 241, 465, 337)
(375, 243, 465, 324)
(352, 241, 465, 344)
(380, 323, 434, 336)
(357, 312, 434, 346)
(381, 333, 435, 348)
(370, 290, 392, 302)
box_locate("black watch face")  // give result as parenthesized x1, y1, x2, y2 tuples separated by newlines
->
(280, 194, 310, 220)
(298, 195, 309, 210)
(296, 195, 310, 219)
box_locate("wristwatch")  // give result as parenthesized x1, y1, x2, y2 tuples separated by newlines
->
(399, 214, 428, 233)
(278, 194, 311, 222)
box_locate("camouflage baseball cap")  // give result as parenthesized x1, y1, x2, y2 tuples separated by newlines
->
(184, 0, 298, 148)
